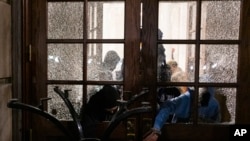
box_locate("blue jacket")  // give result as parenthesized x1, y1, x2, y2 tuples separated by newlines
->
(198, 87, 221, 123)
(153, 90, 191, 130)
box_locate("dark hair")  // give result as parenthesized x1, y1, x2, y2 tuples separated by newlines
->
(99, 85, 119, 109)
(199, 88, 211, 107)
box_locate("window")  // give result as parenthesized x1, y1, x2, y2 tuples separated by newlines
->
(47, 1, 125, 120)
(157, 0, 241, 124)
(26, 1, 245, 141)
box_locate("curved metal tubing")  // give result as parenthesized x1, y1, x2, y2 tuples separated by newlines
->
(53, 87, 84, 140)
(7, 99, 75, 140)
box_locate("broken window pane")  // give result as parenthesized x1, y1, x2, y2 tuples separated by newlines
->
(201, 1, 241, 40)
(48, 2, 84, 39)
(199, 45, 238, 83)
(48, 85, 83, 121)
(198, 87, 236, 124)
(48, 44, 83, 80)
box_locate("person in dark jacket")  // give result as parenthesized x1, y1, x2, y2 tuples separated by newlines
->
(80, 85, 120, 138)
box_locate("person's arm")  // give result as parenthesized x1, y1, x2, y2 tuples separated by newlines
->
(143, 99, 179, 141)
(153, 93, 189, 131)
(153, 101, 173, 130)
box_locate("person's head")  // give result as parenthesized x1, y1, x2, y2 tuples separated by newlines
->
(103, 51, 120, 71)
(167, 60, 179, 74)
(99, 85, 120, 113)
(158, 29, 163, 39)
(199, 87, 212, 107)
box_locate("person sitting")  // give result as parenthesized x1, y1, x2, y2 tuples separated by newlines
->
(80, 85, 120, 138)
(156, 87, 181, 122)
(143, 74, 221, 141)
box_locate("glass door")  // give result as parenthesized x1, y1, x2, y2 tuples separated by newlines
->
(27, 0, 244, 141)
(29, 0, 142, 141)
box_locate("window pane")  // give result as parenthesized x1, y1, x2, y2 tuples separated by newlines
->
(48, 44, 83, 80)
(48, 2, 84, 39)
(158, 44, 195, 82)
(201, 1, 241, 40)
(87, 44, 124, 81)
(48, 85, 83, 121)
(198, 87, 236, 124)
(88, 2, 124, 39)
(199, 45, 238, 83)
(158, 2, 197, 39)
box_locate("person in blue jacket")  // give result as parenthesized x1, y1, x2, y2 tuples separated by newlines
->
(143, 71, 192, 141)
(143, 72, 221, 141)
(198, 87, 221, 123)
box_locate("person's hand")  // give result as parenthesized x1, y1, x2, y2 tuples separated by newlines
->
(143, 128, 160, 141)
(143, 132, 159, 141)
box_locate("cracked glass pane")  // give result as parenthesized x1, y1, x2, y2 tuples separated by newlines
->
(48, 44, 83, 80)
(87, 43, 124, 81)
(48, 2, 84, 39)
(199, 44, 238, 83)
(88, 2, 124, 39)
(201, 1, 241, 40)
(48, 85, 83, 121)
(198, 87, 236, 124)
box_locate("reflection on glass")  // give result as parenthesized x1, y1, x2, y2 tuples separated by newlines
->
(48, 85, 83, 121)
(157, 86, 194, 124)
(198, 87, 236, 124)
(199, 45, 238, 83)
(48, 44, 83, 80)
(157, 44, 195, 82)
(48, 2, 83, 39)
(88, 2, 124, 39)
(158, 2, 197, 39)
(201, 1, 241, 40)
(87, 44, 124, 81)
